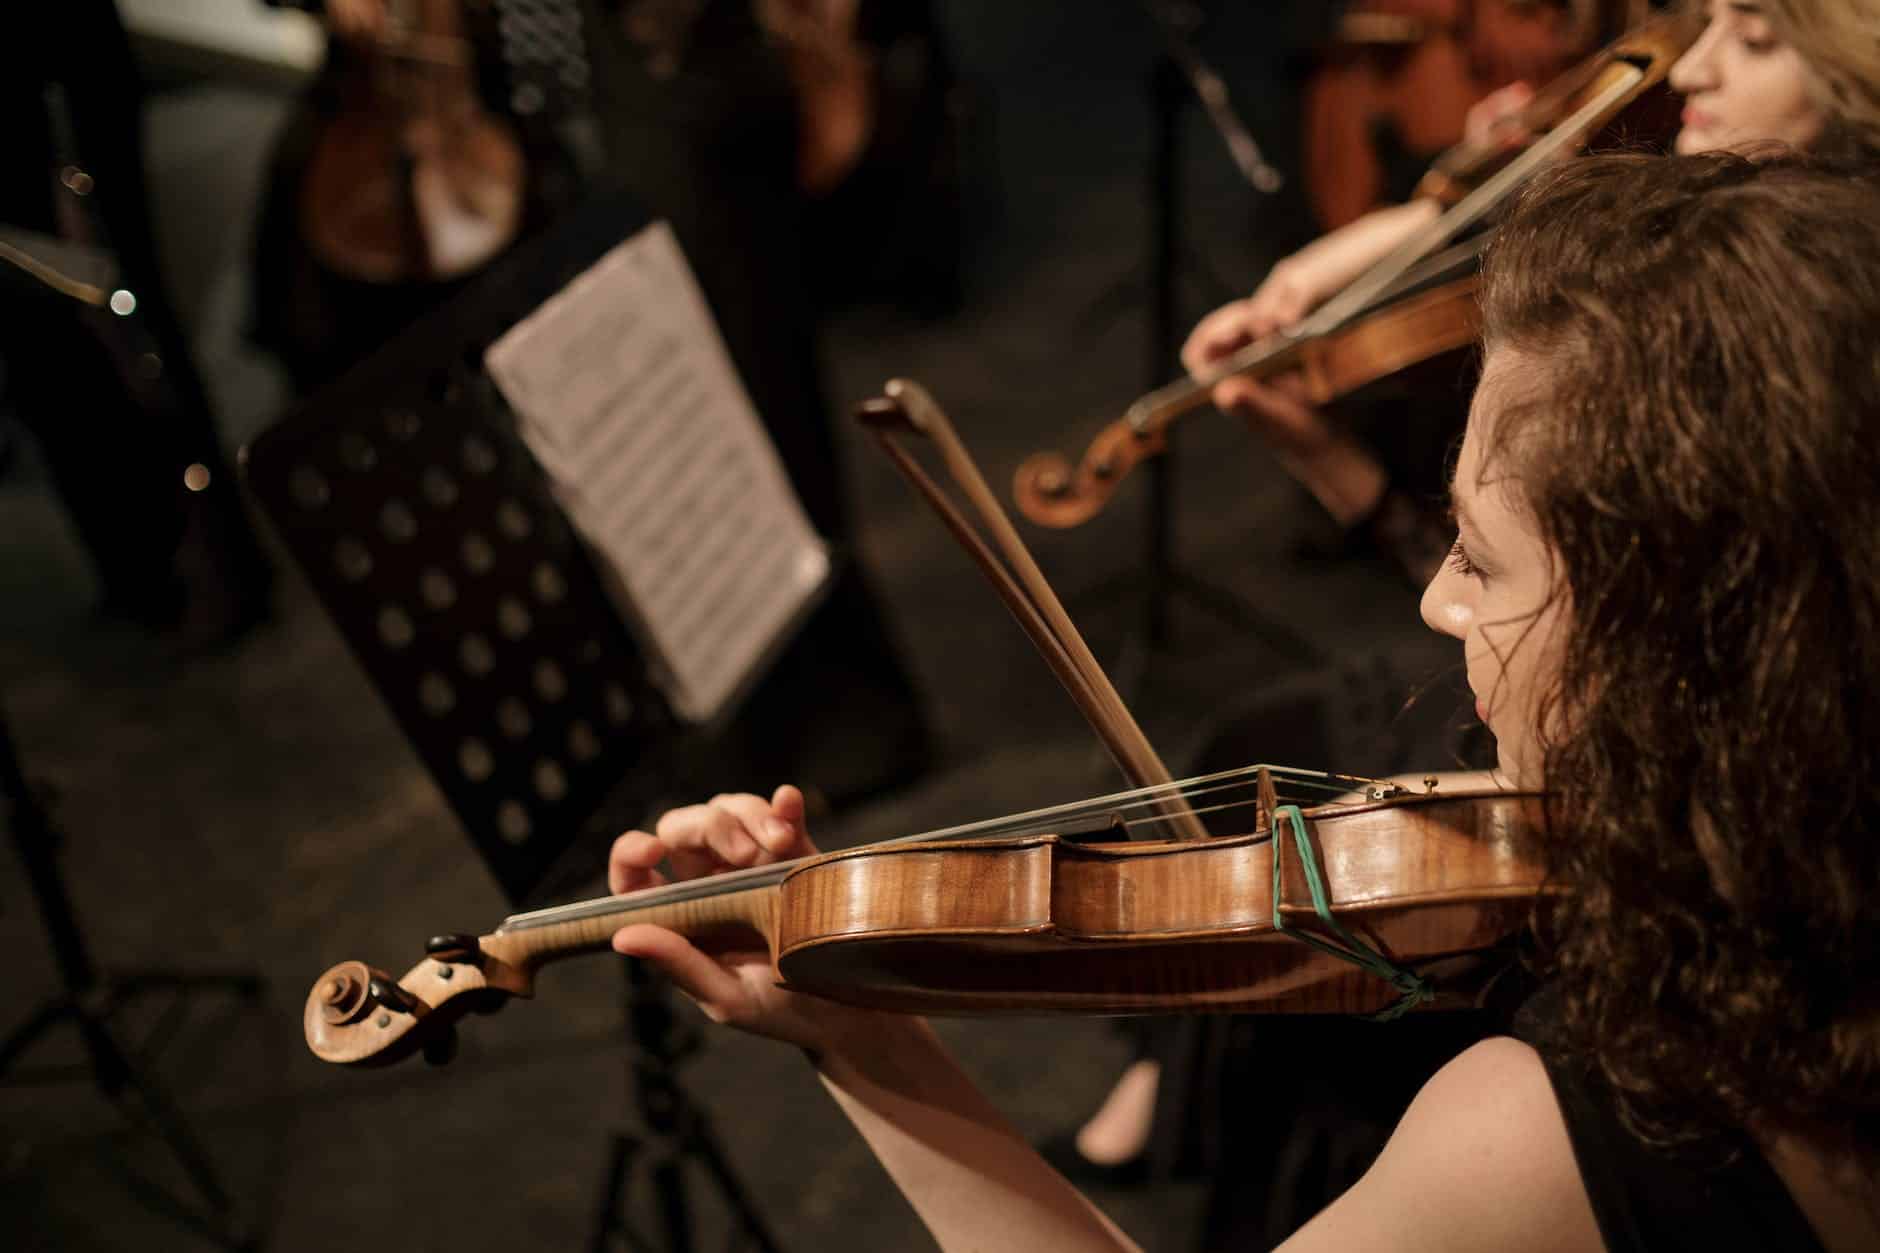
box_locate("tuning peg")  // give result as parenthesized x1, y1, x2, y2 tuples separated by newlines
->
(425, 933, 484, 966)
(367, 975, 420, 1014)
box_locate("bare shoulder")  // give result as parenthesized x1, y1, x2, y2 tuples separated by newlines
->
(1275, 1037, 1604, 1253)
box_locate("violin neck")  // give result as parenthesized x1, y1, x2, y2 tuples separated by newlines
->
(484, 879, 782, 971)
(1128, 336, 1305, 433)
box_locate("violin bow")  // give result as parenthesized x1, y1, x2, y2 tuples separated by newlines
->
(856, 379, 1211, 841)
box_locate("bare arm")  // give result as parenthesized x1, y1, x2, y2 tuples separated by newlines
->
(815, 1015, 1142, 1252)
(1277, 1038, 1603, 1253)
(1268, 199, 1444, 319)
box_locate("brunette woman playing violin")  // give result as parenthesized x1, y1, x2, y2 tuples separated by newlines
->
(1186, 0, 1880, 586)
(1042, 6, 1880, 1211)
(608, 151, 1880, 1250)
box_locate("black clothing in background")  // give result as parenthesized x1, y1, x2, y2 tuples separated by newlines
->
(0, 0, 270, 637)
(581, 0, 933, 803)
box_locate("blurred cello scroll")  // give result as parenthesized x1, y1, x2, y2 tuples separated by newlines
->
(1012, 13, 1692, 531)
(298, 0, 525, 284)
(1306, 0, 1647, 228)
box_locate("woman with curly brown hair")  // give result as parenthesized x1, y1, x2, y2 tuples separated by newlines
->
(604, 151, 1880, 1250)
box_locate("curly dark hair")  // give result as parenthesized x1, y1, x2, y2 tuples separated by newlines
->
(1477, 151, 1880, 1154)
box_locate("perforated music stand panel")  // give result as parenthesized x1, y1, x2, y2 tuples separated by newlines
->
(243, 194, 677, 906)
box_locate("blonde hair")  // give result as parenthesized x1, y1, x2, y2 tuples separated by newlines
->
(1743, 0, 1880, 154)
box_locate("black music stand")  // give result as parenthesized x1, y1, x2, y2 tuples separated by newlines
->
(0, 704, 264, 1251)
(241, 191, 779, 1253)
(1078, 2, 1321, 698)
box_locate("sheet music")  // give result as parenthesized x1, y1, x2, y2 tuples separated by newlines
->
(485, 221, 830, 723)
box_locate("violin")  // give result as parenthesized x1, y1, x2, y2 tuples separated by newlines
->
(307, 768, 1549, 1067)
(299, 0, 525, 284)
(1012, 14, 1691, 531)
(304, 380, 1548, 1070)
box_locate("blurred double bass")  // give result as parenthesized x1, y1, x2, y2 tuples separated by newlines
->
(299, 0, 525, 285)
(1306, 0, 1645, 228)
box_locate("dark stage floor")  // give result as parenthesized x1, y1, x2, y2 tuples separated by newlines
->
(1, 6, 1465, 1250)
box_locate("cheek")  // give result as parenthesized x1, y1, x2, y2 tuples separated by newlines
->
(1727, 57, 1825, 146)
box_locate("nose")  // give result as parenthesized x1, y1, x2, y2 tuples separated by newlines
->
(1420, 560, 1473, 640)
(1669, 20, 1721, 96)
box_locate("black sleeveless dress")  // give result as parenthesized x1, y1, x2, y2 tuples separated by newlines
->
(1519, 991, 1827, 1253)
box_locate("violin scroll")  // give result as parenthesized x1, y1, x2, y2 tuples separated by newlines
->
(1012, 421, 1167, 529)
(304, 937, 530, 1067)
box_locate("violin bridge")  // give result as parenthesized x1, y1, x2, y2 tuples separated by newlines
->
(1054, 811, 1132, 844)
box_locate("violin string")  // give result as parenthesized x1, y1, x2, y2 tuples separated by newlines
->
(498, 763, 1399, 931)
(1120, 799, 1264, 831)
(1119, 775, 1398, 832)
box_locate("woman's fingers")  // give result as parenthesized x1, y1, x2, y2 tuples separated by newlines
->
(705, 792, 801, 865)
(656, 799, 761, 874)
(1213, 375, 1333, 459)
(766, 784, 818, 858)
(1181, 300, 1256, 375)
(607, 830, 671, 896)
(1464, 81, 1535, 151)
(620, 787, 820, 887)
(1247, 275, 1310, 332)
(611, 925, 753, 1025)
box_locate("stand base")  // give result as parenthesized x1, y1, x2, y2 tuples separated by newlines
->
(0, 969, 265, 1252)
(589, 961, 783, 1253)
(589, 1113, 784, 1253)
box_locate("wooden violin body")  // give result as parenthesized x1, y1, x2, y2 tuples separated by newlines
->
(299, 0, 525, 285)
(306, 788, 1548, 1067)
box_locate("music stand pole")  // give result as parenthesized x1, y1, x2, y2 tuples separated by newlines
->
(0, 703, 261, 1250)
(591, 960, 784, 1253)
(1112, 12, 1321, 699)
(241, 191, 789, 1252)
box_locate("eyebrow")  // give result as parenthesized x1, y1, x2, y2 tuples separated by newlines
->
(1452, 496, 1480, 539)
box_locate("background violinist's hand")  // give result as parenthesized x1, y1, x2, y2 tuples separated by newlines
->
(1463, 81, 1536, 152)
(325, 0, 388, 43)
(1182, 299, 1386, 526)
(1182, 294, 1337, 462)
(608, 785, 887, 1052)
